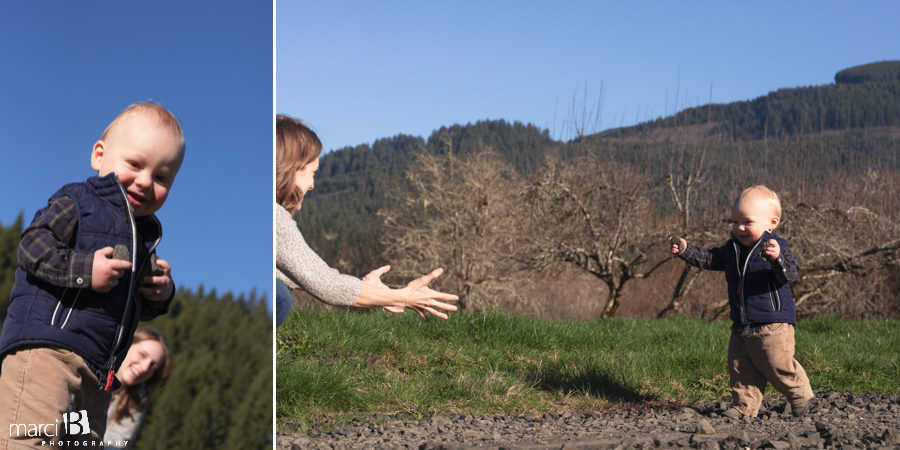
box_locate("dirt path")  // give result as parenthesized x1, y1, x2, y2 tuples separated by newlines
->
(276, 392, 899, 449)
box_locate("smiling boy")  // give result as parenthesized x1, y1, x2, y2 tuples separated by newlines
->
(0, 103, 184, 447)
(670, 185, 815, 420)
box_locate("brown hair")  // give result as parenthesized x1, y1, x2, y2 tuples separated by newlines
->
(110, 328, 173, 423)
(276, 114, 322, 213)
(102, 102, 186, 164)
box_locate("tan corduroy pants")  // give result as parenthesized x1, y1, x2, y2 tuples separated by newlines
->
(728, 323, 814, 416)
(0, 347, 110, 449)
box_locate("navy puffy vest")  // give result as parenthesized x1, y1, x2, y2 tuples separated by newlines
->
(0, 174, 162, 390)
(723, 231, 796, 327)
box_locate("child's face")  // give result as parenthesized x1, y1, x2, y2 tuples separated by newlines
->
(117, 339, 166, 386)
(91, 112, 182, 217)
(293, 157, 319, 204)
(731, 197, 779, 247)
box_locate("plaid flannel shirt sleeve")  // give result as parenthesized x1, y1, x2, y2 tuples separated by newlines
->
(140, 270, 174, 320)
(678, 242, 726, 271)
(17, 196, 94, 288)
(771, 243, 800, 284)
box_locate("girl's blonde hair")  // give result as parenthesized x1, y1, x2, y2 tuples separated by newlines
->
(111, 328, 173, 423)
(276, 115, 322, 213)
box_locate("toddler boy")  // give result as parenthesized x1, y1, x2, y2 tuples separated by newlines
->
(671, 185, 814, 419)
(0, 103, 184, 447)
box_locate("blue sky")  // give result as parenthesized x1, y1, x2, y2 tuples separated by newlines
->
(0, 2, 273, 305)
(278, 1, 900, 152)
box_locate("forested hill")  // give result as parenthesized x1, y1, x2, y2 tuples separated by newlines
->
(298, 61, 900, 275)
(596, 60, 900, 141)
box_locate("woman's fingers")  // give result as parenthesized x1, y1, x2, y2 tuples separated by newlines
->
(431, 291, 459, 302)
(423, 306, 447, 320)
(413, 301, 454, 320)
(408, 267, 443, 289)
(395, 268, 459, 321)
(363, 265, 391, 281)
(412, 306, 428, 321)
(363, 265, 392, 289)
(427, 298, 458, 311)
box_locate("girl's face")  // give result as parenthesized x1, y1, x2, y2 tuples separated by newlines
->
(118, 339, 166, 386)
(293, 157, 319, 203)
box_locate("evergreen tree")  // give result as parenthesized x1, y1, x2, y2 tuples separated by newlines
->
(0, 213, 24, 323)
(835, 60, 900, 84)
(135, 287, 272, 449)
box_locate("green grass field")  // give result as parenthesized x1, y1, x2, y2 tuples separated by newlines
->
(276, 309, 900, 428)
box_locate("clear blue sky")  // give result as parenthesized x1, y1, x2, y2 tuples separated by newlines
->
(0, 2, 273, 305)
(278, 1, 900, 152)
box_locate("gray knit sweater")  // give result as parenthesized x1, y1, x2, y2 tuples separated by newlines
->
(275, 203, 361, 306)
(103, 393, 143, 448)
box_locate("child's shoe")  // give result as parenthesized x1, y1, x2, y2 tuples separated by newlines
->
(721, 407, 745, 419)
(791, 398, 816, 417)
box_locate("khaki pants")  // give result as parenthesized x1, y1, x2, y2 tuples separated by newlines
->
(0, 347, 110, 449)
(728, 323, 814, 416)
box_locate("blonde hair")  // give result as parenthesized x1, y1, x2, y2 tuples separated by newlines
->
(276, 114, 322, 213)
(111, 328, 173, 423)
(102, 102, 186, 160)
(735, 185, 782, 219)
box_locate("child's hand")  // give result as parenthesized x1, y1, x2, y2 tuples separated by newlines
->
(760, 239, 781, 261)
(670, 237, 687, 255)
(363, 265, 404, 314)
(139, 258, 173, 302)
(92, 247, 132, 293)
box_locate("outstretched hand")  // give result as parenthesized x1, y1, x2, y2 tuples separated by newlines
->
(363, 265, 405, 314)
(397, 267, 459, 321)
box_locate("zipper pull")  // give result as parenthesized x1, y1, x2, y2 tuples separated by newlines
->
(105, 370, 116, 391)
(737, 283, 742, 296)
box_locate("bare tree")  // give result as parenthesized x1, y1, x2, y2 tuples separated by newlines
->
(380, 146, 526, 311)
(518, 153, 668, 318)
(657, 127, 713, 318)
(782, 201, 900, 316)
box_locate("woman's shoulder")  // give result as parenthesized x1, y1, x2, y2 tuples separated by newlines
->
(275, 204, 297, 226)
(275, 204, 308, 251)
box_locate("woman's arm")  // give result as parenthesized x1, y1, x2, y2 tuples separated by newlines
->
(276, 205, 459, 318)
(356, 266, 458, 319)
(275, 204, 361, 306)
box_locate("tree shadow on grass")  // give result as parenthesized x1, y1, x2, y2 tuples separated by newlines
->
(527, 364, 655, 403)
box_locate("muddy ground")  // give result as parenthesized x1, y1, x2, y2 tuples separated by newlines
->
(276, 392, 899, 449)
